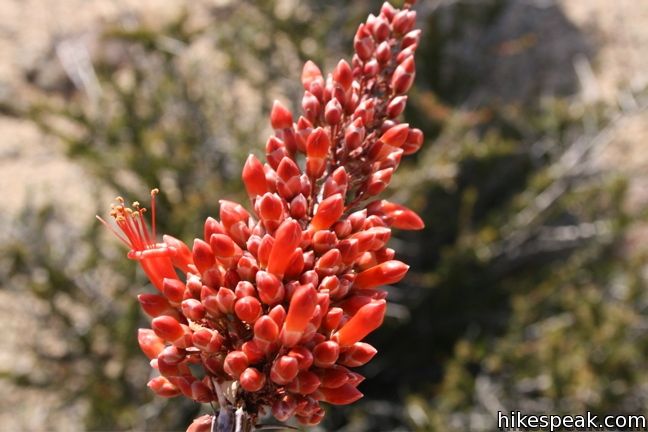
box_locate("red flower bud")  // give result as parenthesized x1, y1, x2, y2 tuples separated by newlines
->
(313, 231, 338, 254)
(338, 342, 378, 367)
(323, 307, 344, 332)
(393, 10, 416, 35)
(301, 60, 323, 90)
(138, 328, 166, 360)
(148, 376, 181, 398)
(163, 278, 186, 305)
(210, 233, 242, 261)
(256, 270, 285, 305)
(376, 41, 391, 64)
(256, 193, 285, 232)
(224, 350, 249, 378)
(311, 193, 344, 231)
(186, 415, 213, 432)
(402, 127, 424, 155)
(312, 340, 340, 368)
(234, 296, 262, 323)
(371, 16, 390, 41)
(268, 304, 287, 327)
(289, 194, 308, 219)
(236, 255, 259, 281)
(402, 29, 421, 50)
(270, 100, 293, 130)
(191, 328, 222, 353)
(332, 59, 353, 90)
(369, 200, 424, 230)
(181, 299, 206, 321)
(380, 123, 410, 147)
(380, 1, 397, 20)
(157, 357, 189, 377)
(366, 168, 394, 195)
(286, 370, 321, 396)
(316, 383, 363, 405)
(306, 127, 331, 159)
(219, 200, 250, 232)
(240, 367, 266, 392)
(391, 59, 415, 94)
(387, 95, 408, 118)
(306, 159, 326, 180)
(324, 98, 342, 125)
(138, 293, 174, 318)
(288, 346, 314, 371)
(345, 119, 366, 151)
(276, 158, 302, 199)
(354, 35, 375, 61)
(302, 91, 321, 122)
(215, 287, 236, 314)
(317, 365, 350, 389)
(152, 315, 185, 342)
(271, 355, 299, 385)
(254, 315, 280, 346)
(348, 209, 367, 232)
(192, 239, 215, 274)
(158, 345, 185, 365)
(190, 380, 213, 403)
(347, 372, 365, 386)
(242, 154, 268, 198)
(235, 280, 256, 298)
(338, 239, 361, 265)
(203, 217, 225, 242)
(242, 340, 265, 364)
(339, 295, 373, 316)
(315, 248, 343, 276)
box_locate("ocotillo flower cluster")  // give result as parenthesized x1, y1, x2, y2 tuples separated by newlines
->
(100, 1, 423, 430)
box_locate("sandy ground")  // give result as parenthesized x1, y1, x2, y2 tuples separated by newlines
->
(0, 0, 193, 217)
(0, 0, 646, 430)
(559, 0, 648, 215)
(0, 3, 194, 430)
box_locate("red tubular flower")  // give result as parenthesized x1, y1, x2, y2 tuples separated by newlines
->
(100, 1, 424, 429)
(333, 300, 387, 348)
(267, 219, 302, 278)
(353, 260, 410, 289)
(282, 284, 318, 347)
(97, 190, 180, 292)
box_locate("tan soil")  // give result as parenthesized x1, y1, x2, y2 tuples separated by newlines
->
(0, 0, 646, 430)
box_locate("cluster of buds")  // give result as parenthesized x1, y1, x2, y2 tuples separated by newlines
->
(100, 1, 423, 430)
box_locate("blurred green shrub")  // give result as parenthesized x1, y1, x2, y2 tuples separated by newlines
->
(2, 0, 647, 431)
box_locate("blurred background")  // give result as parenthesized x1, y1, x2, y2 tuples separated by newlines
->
(1, 0, 647, 430)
